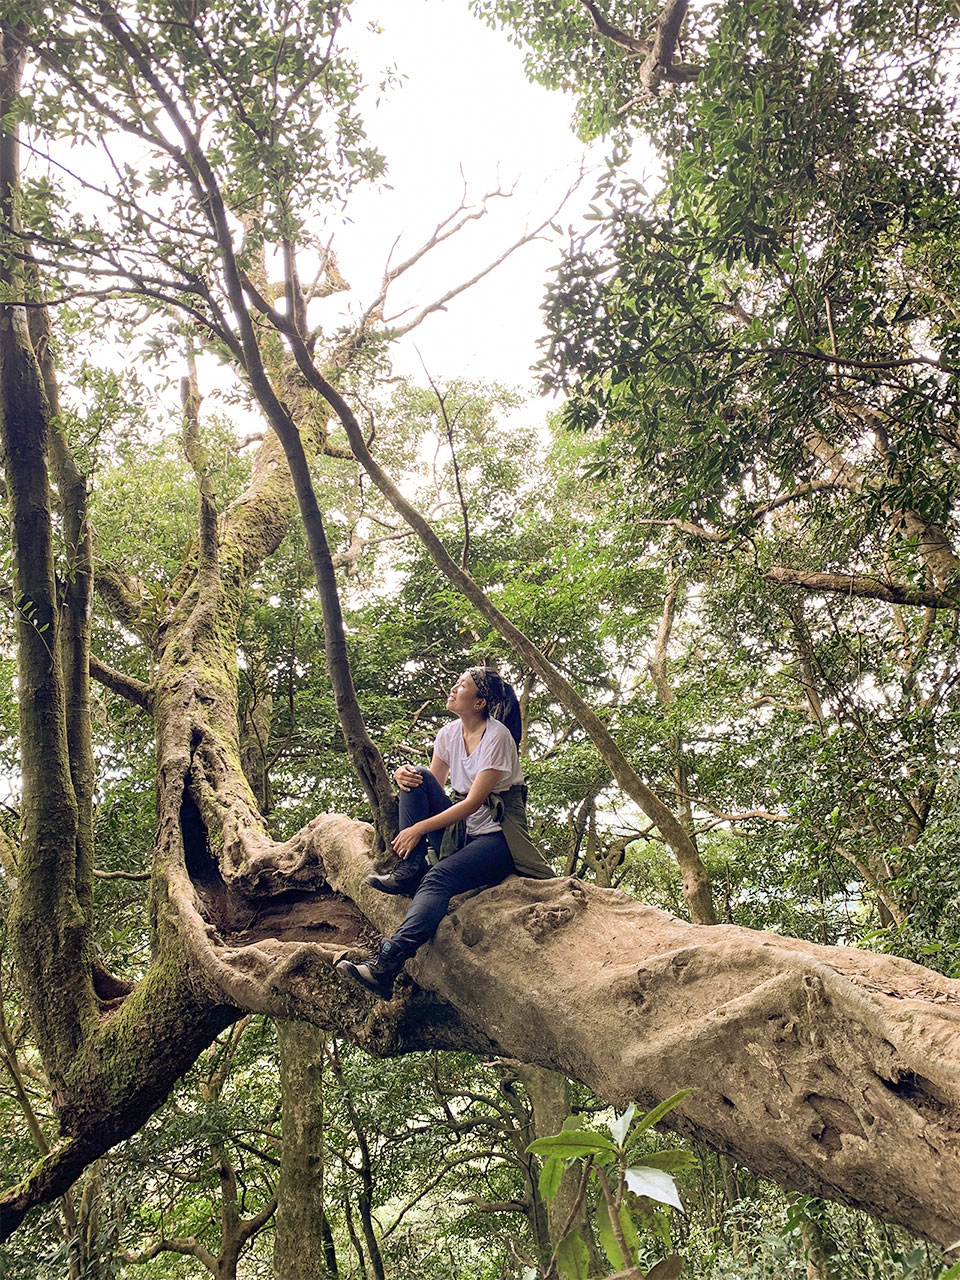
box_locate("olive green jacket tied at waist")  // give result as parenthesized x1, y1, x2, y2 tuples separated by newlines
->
(435, 784, 554, 879)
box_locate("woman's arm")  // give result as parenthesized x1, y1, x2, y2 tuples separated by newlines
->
(393, 751, 449, 792)
(429, 752, 449, 788)
(392, 766, 504, 857)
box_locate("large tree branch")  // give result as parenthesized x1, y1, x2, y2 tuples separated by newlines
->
(776, 345, 958, 377)
(315, 838, 960, 1248)
(88, 655, 154, 713)
(761, 567, 960, 610)
(581, 0, 650, 54)
(633, 521, 960, 609)
(120, 1234, 219, 1270)
(638, 0, 702, 93)
(581, 0, 702, 96)
(94, 565, 155, 645)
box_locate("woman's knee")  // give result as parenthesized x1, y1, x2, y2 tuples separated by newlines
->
(418, 864, 457, 895)
(419, 863, 445, 888)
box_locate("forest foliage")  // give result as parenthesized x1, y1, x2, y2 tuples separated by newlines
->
(2, 0, 960, 1277)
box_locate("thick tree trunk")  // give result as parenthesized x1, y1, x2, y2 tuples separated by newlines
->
(515, 1063, 603, 1270)
(0, 27, 97, 1097)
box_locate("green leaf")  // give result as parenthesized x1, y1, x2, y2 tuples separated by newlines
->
(527, 1130, 618, 1160)
(555, 1229, 590, 1280)
(595, 1190, 627, 1270)
(620, 1201, 642, 1258)
(596, 1192, 642, 1270)
(626, 1090, 695, 1149)
(538, 1154, 563, 1205)
(561, 1113, 588, 1131)
(632, 1149, 698, 1174)
(755, 86, 765, 113)
(625, 1165, 684, 1211)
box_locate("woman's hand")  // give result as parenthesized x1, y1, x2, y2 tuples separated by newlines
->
(393, 764, 424, 792)
(392, 823, 425, 859)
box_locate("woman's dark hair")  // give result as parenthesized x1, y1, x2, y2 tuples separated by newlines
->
(466, 667, 523, 747)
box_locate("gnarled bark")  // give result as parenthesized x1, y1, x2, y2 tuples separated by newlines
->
(311, 838, 960, 1248)
(6, 13, 960, 1257)
(118, 784, 960, 1249)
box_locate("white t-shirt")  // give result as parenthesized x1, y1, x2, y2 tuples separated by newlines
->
(434, 717, 524, 837)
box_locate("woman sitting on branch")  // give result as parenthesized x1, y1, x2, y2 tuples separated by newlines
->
(337, 667, 553, 1000)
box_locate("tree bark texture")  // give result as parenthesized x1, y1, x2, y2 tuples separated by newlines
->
(514, 1063, 602, 1267)
(0, 27, 97, 1096)
(315, 839, 960, 1248)
(275, 1021, 336, 1280)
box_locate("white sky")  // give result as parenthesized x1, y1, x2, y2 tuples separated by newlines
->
(331, 0, 600, 390)
(37, 2, 658, 425)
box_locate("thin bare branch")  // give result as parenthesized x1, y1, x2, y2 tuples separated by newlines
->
(635, 517, 729, 542)
(388, 216, 555, 338)
(358, 183, 511, 332)
(418, 356, 471, 570)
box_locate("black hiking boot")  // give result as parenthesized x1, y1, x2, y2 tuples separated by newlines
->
(365, 852, 427, 897)
(336, 938, 410, 1001)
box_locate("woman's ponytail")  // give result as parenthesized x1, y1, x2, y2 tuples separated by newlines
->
(467, 667, 523, 748)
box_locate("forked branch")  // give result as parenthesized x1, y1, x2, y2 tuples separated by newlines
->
(581, 0, 702, 97)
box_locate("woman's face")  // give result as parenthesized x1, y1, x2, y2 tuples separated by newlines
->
(446, 672, 484, 717)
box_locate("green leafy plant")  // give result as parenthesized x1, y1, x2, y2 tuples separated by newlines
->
(527, 1089, 696, 1279)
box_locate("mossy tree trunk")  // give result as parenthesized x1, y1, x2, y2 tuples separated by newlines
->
(274, 1021, 339, 1280)
(0, 25, 97, 1106)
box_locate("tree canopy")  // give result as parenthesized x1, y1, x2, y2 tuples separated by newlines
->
(3, 1, 960, 1277)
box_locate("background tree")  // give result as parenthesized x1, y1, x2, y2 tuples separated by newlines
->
(5, 1, 960, 1271)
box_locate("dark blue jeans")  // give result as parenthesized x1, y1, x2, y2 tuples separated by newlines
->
(390, 767, 513, 954)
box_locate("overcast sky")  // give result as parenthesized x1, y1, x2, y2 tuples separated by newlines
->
(37, 3, 654, 424)
(333, 1, 597, 391)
